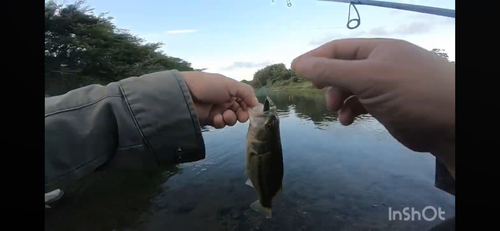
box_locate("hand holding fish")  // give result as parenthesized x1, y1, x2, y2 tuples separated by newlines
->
(181, 71, 259, 128)
(291, 38, 455, 178)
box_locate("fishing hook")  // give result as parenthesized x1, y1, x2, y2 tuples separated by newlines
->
(347, 2, 361, 29)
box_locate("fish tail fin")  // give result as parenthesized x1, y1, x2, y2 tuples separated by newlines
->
(273, 187, 283, 201)
(250, 200, 272, 218)
(246, 179, 254, 188)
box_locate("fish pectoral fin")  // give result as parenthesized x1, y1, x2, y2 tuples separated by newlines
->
(250, 200, 272, 219)
(246, 179, 254, 188)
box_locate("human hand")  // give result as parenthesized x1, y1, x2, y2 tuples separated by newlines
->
(291, 38, 455, 177)
(181, 71, 258, 129)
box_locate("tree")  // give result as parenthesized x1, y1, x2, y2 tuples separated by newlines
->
(45, 0, 196, 95)
(431, 48, 450, 62)
(245, 63, 306, 88)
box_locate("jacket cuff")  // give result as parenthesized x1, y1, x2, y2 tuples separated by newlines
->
(119, 70, 205, 164)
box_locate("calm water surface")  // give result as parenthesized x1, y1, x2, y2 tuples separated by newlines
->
(45, 91, 455, 231)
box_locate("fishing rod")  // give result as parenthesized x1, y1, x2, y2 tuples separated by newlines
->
(318, 0, 455, 29)
(275, 1, 455, 30)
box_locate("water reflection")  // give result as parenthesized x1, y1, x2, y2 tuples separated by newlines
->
(256, 91, 372, 130)
(45, 91, 455, 231)
(45, 165, 180, 231)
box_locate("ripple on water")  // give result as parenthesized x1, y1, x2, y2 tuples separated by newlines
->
(45, 92, 455, 231)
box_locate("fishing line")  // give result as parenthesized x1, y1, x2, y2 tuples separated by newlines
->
(256, 77, 269, 98)
(256, 77, 275, 106)
(271, 0, 361, 29)
(270, 0, 360, 29)
(272, 0, 293, 7)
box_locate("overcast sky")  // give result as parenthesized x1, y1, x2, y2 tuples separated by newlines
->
(79, 0, 455, 81)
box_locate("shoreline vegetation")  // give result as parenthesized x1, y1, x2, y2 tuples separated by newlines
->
(240, 63, 325, 97)
(45, 0, 453, 98)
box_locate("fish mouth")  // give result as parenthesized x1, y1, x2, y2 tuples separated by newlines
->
(248, 97, 276, 120)
(263, 97, 275, 112)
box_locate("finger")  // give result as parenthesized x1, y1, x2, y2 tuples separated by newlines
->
(225, 79, 259, 108)
(222, 110, 237, 126)
(291, 56, 372, 93)
(236, 107, 248, 123)
(338, 96, 368, 125)
(291, 38, 386, 93)
(230, 101, 240, 111)
(343, 95, 368, 116)
(212, 114, 226, 129)
(229, 101, 249, 123)
(338, 107, 355, 126)
(312, 81, 328, 89)
(325, 87, 353, 111)
(206, 103, 230, 128)
(182, 72, 257, 108)
(227, 96, 236, 103)
(235, 98, 248, 111)
(293, 38, 383, 61)
(239, 101, 248, 111)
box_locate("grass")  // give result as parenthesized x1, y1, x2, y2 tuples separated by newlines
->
(253, 81, 326, 97)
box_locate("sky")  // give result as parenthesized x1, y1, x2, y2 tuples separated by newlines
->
(69, 0, 455, 81)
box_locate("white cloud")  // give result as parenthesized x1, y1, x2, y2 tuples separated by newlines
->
(405, 35, 455, 61)
(190, 25, 454, 82)
(185, 60, 257, 81)
(187, 40, 312, 81)
(166, 29, 198, 34)
(137, 5, 454, 82)
(368, 27, 390, 36)
(393, 21, 434, 34)
(307, 14, 455, 59)
(221, 61, 273, 71)
(309, 32, 343, 46)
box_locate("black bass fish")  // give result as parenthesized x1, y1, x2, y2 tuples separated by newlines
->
(245, 97, 284, 218)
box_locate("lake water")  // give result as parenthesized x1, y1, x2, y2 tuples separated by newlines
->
(45, 91, 455, 231)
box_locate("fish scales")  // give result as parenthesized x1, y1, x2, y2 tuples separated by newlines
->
(245, 97, 284, 218)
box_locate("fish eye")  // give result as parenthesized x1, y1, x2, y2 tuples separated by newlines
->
(266, 121, 273, 128)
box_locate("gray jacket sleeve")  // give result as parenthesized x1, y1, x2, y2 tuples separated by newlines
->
(45, 70, 205, 191)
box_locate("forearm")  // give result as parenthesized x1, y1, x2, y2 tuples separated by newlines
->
(45, 70, 205, 191)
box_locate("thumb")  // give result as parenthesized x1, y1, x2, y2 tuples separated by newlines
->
(291, 56, 370, 94)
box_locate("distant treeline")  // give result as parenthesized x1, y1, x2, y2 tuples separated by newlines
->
(45, 0, 200, 95)
(241, 63, 310, 90)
